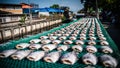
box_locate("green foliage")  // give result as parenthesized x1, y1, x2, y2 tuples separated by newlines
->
(50, 4, 59, 8)
(19, 14, 26, 25)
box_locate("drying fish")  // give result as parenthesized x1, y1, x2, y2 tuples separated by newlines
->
(63, 40, 73, 45)
(100, 55, 117, 68)
(75, 40, 84, 45)
(0, 49, 17, 58)
(72, 45, 83, 52)
(101, 46, 113, 53)
(57, 45, 69, 51)
(42, 44, 57, 51)
(82, 53, 97, 65)
(41, 40, 51, 44)
(98, 34, 104, 37)
(80, 34, 86, 37)
(16, 43, 30, 49)
(69, 36, 76, 40)
(49, 36, 58, 40)
(71, 34, 77, 37)
(80, 37, 86, 40)
(27, 51, 45, 61)
(40, 36, 48, 40)
(62, 34, 69, 36)
(99, 37, 106, 41)
(29, 44, 42, 50)
(88, 40, 96, 45)
(100, 41, 109, 46)
(89, 34, 95, 37)
(52, 40, 61, 45)
(44, 51, 61, 63)
(89, 37, 96, 40)
(59, 36, 67, 40)
(11, 50, 32, 60)
(54, 34, 62, 36)
(86, 46, 97, 53)
(61, 52, 78, 65)
(29, 39, 41, 44)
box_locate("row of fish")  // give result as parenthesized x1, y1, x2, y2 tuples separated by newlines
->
(16, 43, 113, 54)
(29, 37, 109, 46)
(0, 49, 117, 68)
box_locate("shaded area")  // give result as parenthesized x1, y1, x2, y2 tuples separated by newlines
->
(102, 22, 120, 50)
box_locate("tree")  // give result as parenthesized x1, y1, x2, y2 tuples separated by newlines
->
(50, 4, 59, 9)
(80, 0, 120, 27)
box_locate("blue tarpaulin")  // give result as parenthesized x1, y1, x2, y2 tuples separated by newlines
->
(23, 8, 64, 13)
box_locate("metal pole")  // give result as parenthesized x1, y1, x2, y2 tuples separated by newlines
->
(96, 0, 99, 19)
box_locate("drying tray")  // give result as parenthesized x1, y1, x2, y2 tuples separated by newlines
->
(0, 18, 120, 68)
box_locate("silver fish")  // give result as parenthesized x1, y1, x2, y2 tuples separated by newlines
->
(52, 40, 61, 45)
(29, 44, 42, 50)
(86, 46, 97, 53)
(63, 40, 73, 45)
(42, 44, 57, 51)
(69, 36, 76, 40)
(29, 39, 41, 44)
(0, 49, 17, 58)
(100, 55, 117, 68)
(100, 41, 109, 46)
(82, 53, 97, 65)
(27, 51, 45, 61)
(40, 36, 48, 40)
(72, 45, 83, 52)
(88, 41, 96, 45)
(11, 50, 32, 60)
(41, 40, 51, 44)
(75, 40, 84, 45)
(57, 45, 69, 51)
(16, 43, 30, 49)
(44, 51, 61, 63)
(101, 46, 113, 54)
(61, 52, 78, 65)
(59, 36, 67, 40)
(49, 36, 58, 40)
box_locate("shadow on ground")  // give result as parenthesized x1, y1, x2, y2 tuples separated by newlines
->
(102, 22, 120, 51)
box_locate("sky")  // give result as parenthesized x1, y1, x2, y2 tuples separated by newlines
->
(0, 0, 84, 13)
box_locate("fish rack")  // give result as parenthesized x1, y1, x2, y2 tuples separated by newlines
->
(0, 18, 120, 68)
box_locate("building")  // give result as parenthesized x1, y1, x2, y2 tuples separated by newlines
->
(0, 3, 22, 14)
(21, 3, 32, 8)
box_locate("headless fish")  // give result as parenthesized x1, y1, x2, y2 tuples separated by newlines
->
(59, 36, 67, 40)
(88, 41, 96, 45)
(29, 44, 42, 50)
(100, 55, 117, 68)
(16, 43, 30, 49)
(52, 40, 61, 45)
(101, 46, 113, 54)
(40, 36, 48, 40)
(57, 45, 69, 51)
(100, 41, 109, 46)
(82, 53, 97, 65)
(86, 46, 97, 53)
(41, 40, 51, 44)
(42, 44, 57, 51)
(72, 45, 83, 52)
(0, 49, 17, 58)
(11, 50, 32, 60)
(29, 39, 41, 44)
(75, 40, 84, 45)
(63, 40, 73, 45)
(61, 52, 78, 65)
(44, 51, 61, 63)
(27, 51, 45, 61)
